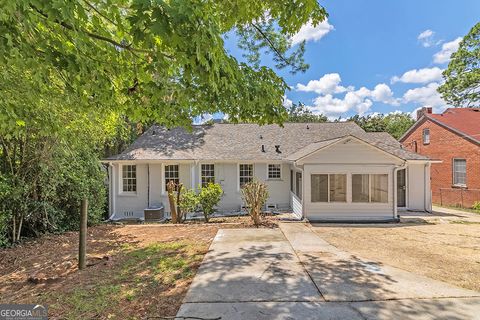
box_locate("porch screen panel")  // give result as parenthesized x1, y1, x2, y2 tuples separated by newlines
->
(329, 174, 347, 202)
(295, 172, 302, 199)
(352, 174, 369, 202)
(371, 174, 388, 203)
(311, 174, 328, 202)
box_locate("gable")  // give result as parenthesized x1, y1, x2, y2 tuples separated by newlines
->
(297, 137, 404, 165)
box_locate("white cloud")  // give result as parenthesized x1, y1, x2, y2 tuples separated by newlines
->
(310, 93, 373, 116)
(370, 83, 399, 105)
(283, 95, 293, 108)
(391, 67, 444, 84)
(291, 19, 334, 45)
(296, 73, 351, 95)
(417, 29, 435, 47)
(433, 37, 462, 64)
(402, 82, 446, 109)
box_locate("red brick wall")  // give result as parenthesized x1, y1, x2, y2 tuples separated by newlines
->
(401, 119, 480, 207)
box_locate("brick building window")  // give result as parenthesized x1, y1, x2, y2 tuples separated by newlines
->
(453, 159, 466, 186)
(422, 128, 430, 144)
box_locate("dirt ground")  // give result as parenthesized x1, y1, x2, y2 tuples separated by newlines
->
(0, 215, 277, 319)
(312, 221, 480, 292)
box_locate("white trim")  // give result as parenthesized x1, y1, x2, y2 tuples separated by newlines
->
(199, 162, 216, 188)
(162, 163, 180, 195)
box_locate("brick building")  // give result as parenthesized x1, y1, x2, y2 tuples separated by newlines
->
(400, 107, 480, 208)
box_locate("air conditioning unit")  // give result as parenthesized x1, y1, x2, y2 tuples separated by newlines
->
(265, 203, 278, 211)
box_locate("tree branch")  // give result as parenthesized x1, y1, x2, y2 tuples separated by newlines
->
(250, 23, 292, 67)
(30, 4, 172, 59)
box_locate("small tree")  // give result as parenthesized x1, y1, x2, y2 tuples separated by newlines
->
(167, 181, 184, 223)
(179, 189, 200, 221)
(241, 180, 269, 227)
(198, 183, 223, 222)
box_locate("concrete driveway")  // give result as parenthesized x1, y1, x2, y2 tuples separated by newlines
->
(177, 223, 480, 320)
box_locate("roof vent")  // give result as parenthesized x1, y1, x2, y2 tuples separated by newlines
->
(259, 135, 263, 139)
(275, 145, 281, 153)
(152, 130, 156, 135)
(306, 125, 310, 130)
(261, 145, 266, 152)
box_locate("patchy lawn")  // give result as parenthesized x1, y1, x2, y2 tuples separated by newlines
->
(311, 221, 480, 292)
(0, 215, 278, 319)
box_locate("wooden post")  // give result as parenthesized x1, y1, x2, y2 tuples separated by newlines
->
(79, 198, 88, 270)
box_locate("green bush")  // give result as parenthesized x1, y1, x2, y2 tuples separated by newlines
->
(473, 201, 480, 212)
(179, 188, 200, 218)
(198, 183, 223, 222)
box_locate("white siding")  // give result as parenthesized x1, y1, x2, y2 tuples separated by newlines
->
(299, 138, 404, 165)
(291, 193, 303, 218)
(407, 162, 430, 211)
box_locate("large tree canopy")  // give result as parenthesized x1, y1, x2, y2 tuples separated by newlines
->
(438, 22, 480, 108)
(0, 0, 327, 127)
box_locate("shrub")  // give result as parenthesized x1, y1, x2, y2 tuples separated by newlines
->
(473, 201, 480, 212)
(179, 189, 199, 218)
(241, 180, 269, 227)
(198, 183, 223, 222)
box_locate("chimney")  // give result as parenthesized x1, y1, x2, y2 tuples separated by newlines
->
(275, 145, 281, 153)
(416, 107, 432, 120)
(261, 145, 265, 152)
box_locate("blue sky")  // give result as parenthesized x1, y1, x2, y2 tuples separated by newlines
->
(223, 0, 479, 120)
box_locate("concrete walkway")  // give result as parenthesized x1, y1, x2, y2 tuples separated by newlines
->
(177, 224, 480, 320)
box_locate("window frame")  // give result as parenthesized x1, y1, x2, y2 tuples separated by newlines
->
(200, 163, 215, 187)
(452, 158, 467, 187)
(164, 164, 180, 192)
(267, 164, 282, 180)
(352, 173, 370, 203)
(238, 163, 254, 190)
(120, 164, 137, 195)
(422, 128, 430, 145)
(295, 171, 302, 200)
(311, 174, 349, 203)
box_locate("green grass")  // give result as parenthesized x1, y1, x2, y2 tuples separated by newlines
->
(47, 241, 206, 319)
(434, 204, 480, 215)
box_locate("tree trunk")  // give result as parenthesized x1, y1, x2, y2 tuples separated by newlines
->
(79, 198, 88, 270)
(176, 183, 183, 222)
(167, 181, 178, 223)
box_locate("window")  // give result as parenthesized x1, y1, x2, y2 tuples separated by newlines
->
(295, 172, 302, 199)
(329, 174, 347, 202)
(422, 128, 430, 144)
(268, 164, 281, 179)
(165, 165, 179, 191)
(352, 174, 388, 203)
(122, 165, 137, 192)
(311, 174, 328, 202)
(239, 164, 253, 188)
(310, 174, 347, 202)
(201, 164, 215, 187)
(371, 174, 388, 203)
(352, 174, 369, 202)
(453, 159, 466, 186)
(290, 170, 294, 192)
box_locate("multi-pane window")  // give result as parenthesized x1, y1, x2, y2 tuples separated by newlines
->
(453, 159, 466, 186)
(310, 174, 347, 202)
(268, 164, 281, 179)
(165, 165, 179, 190)
(122, 165, 137, 192)
(352, 174, 388, 203)
(422, 128, 430, 144)
(295, 172, 302, 199)
(201, 164, 215, 187)
(239, 164, 254, 188)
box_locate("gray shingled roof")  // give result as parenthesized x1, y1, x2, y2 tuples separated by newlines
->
(107, 122, 429, 161)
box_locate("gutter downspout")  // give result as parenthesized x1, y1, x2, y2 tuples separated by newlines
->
(393, 163, 407, 219)
(108, 162, 116, 220)
(147, 163, 150, 208)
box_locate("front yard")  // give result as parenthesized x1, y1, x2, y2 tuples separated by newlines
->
(0, 216, 277, 319)
(311, 219, 480, 292)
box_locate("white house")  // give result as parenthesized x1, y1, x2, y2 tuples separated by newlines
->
(105, 122, 433, 222)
